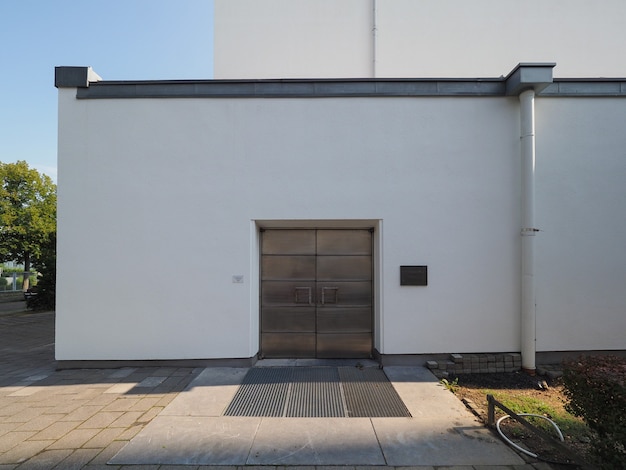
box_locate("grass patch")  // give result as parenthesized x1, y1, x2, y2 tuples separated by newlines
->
(483, 389, 589, 438)
(453, 372, 597, 465)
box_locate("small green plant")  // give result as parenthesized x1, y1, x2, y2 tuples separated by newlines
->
(441, 377, 459, 393)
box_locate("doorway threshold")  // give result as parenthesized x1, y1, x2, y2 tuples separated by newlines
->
(255, 358, 379, 367)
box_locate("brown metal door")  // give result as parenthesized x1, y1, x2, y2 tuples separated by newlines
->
(260, 229, 372, 358)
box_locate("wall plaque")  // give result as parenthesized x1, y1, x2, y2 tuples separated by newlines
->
(400, 266, 428, 286)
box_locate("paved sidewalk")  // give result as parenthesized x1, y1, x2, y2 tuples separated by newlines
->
(0, 311, 555, 469)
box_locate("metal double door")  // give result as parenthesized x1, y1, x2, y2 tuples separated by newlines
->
(261, 229, 373, 358)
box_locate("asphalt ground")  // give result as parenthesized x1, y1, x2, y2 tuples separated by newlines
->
(0, 298, 29, 317)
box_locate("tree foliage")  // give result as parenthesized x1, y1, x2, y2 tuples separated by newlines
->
(26, 232, 56, 311)
(0, 161, 56, 290)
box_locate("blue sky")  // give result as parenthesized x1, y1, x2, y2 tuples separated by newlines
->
(0, 0, 214, 183)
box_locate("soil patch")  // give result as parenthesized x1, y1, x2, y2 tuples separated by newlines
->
(449, 371, 596, 469)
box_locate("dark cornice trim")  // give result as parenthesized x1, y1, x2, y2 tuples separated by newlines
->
(55, 65, 626, 99)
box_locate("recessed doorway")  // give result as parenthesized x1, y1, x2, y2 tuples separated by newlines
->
(260, 229, 373, 358)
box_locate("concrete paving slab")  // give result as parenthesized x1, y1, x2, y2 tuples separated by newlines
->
(107, 368, 137, 379)
(7, 386, 45, 397)
(112, 366, 526, 467)
(188, 367, 249, 388)
(104, 382, 138, 394)
(137, 376, 167, 388)
(17, 448, 73, 469)
(254, 359, 298, 367)
(0, 438, 53, 465)
(248, 418, 385, 466)
(160, 368, 247, 417)
(383, 366, 471, 419)
(372, 417, 524, 466)
(109, 416, 261, 466)
(24, 374, 50, 382)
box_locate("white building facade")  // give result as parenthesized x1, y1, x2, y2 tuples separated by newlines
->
(55, 64, 626, 369)
(55, 1, 626, 368)
(215, 0, 626, 79)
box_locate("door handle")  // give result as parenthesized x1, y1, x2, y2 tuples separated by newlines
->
(294, 287, 312, 305)
(321, 287, 339, 305)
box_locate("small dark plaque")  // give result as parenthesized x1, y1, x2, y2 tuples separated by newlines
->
(400, 266, 428, 286)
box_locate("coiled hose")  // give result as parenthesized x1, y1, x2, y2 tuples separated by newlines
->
(495, 413, 564, 459)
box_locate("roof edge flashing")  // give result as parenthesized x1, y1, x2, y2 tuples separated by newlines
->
(55, 66, 102, 88)
(505, 63, 556, 96)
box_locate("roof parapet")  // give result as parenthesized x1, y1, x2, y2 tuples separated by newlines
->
(62, 64, 624, 98)
(55, 66, 102, 88)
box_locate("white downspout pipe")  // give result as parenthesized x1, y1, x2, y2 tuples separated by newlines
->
(372, 0, 377, 78)
(520, 89, 537, 374)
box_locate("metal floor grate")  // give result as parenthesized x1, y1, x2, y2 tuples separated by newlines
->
(224, 367, 411, 418)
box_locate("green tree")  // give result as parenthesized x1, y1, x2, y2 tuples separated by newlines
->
(26, 232, 56, 311)
(0, 161, 56, 291)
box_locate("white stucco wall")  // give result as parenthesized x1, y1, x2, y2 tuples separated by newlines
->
(215, 0, 374, 79)
(375, 0, 626, 78)
(215, 0, 626, 79)
(57, 85, 626, 361)
(535, 98, 626, 352)
(57, 89, 523, 360)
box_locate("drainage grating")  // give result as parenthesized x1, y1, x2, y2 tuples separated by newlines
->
(224, 367, 292, 417)
(339, 367, 411, 417)
(286, 367, 345, 417)
(224, 367, 411, 418)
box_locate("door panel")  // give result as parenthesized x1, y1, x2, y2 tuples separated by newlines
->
(317, 256, 372, 281)
(316, 333, 372, 358)
(262, 230, 316, 255)
(317, 281, 372, 307)
(317, 308, 372, 333)
(261, 281, 316, 306)
(262, 256, 316, 280)
(260, 229, 372, 358)
(261, 333, 316, 358)
(317, 230, 372, 255)
(262, 307, 316, 332)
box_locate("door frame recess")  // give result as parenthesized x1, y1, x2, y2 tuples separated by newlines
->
(253, 220, 383, 360)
